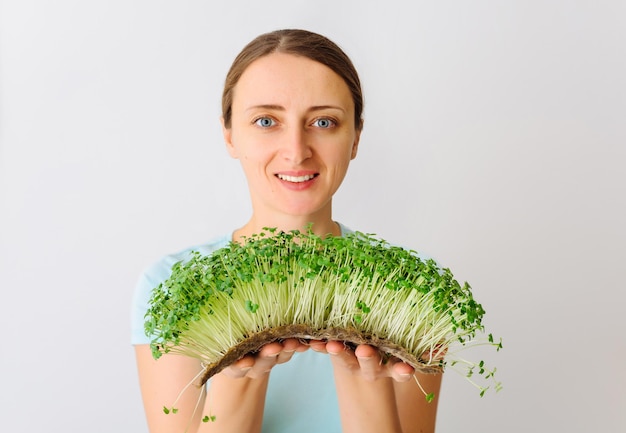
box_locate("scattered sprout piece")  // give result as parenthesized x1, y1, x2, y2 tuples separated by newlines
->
(162, 406, 178, 415)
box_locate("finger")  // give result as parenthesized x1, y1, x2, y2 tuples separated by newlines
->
(326, 341, 360, 372)
(326, 340, 350, 356)
(293, 338, 311, 353)
(354, 344, 378, 359)
(389, 359, 415, 382)
(282, 338, 305, 352)
(354, 345, 383, 381)
(276, 339, 300, 364)
(245, 342, 282, 378)
(222, 354, 256, 378)
(309, 339, 329, 353)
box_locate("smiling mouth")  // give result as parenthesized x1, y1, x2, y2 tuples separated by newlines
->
(276, 174, 318, 183)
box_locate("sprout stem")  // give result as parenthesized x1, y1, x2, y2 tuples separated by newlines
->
(146, 228, 502, 397)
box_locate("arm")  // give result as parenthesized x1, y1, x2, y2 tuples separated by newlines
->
(312, 341, 442, 433)
(394, 371, 442, 433)
(135, 345, 207, 433)
(135, 339, 307, 433)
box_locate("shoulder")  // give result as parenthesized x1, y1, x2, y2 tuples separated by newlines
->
(337, 221, 353, 236)
(131, 232, 232, 345)
(142, 233, 232, 285)
(340, 224, 436, 263)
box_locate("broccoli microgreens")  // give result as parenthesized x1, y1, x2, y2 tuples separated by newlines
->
(145, 228, 502, 416)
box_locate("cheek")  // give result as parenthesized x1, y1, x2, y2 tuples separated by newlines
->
(327, 152, 352, 180)
(339, 140, 358, 165)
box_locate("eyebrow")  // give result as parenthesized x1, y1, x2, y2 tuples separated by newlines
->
(245, 104, 346, 113)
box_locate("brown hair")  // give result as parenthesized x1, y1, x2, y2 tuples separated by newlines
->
(221, 29, 364, 131)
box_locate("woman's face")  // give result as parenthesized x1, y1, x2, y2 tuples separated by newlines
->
(223, 52, 360, 223)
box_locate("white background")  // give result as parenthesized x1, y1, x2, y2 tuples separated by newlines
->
(1, 1, 624, 432)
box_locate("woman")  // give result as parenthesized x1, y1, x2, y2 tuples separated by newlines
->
(132, 29, 442, 433)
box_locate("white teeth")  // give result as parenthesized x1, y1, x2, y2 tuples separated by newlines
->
(277, 174, 316, 183)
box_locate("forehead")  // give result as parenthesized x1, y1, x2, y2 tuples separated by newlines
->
(233, 52, 353, 109)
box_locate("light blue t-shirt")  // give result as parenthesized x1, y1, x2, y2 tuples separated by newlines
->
(131, 225, 353, 432)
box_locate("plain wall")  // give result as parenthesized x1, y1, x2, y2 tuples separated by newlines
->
(1, 1, 624, 432)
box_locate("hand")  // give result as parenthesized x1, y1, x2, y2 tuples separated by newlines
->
(220, 338, 309, 379)
(309, 340, 416, 382)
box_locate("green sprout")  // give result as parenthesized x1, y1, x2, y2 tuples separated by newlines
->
(245, 300, 259, 313)
(145, 228, 502, 400)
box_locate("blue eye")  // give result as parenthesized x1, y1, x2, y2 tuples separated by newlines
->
(254, 117, 275, 128)
(313, 118, 335, 128)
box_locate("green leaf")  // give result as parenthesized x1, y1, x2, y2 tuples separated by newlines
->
(425, 392, 435, 403)
(245, 300, 259, 313)
(144, 228, 502, 398)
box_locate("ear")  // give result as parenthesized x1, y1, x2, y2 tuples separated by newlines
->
(221, 117, 238, 158)
(350, 129, 361, 160)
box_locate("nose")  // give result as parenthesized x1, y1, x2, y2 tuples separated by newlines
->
(280, 126, 312, 164)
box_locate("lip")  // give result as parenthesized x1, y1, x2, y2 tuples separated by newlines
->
(274, 171, 319, 190)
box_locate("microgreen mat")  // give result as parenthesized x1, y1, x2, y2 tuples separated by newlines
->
(145, 228, 502, 399)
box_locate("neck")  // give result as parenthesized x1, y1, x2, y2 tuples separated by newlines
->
(233, 214, 341, 242)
